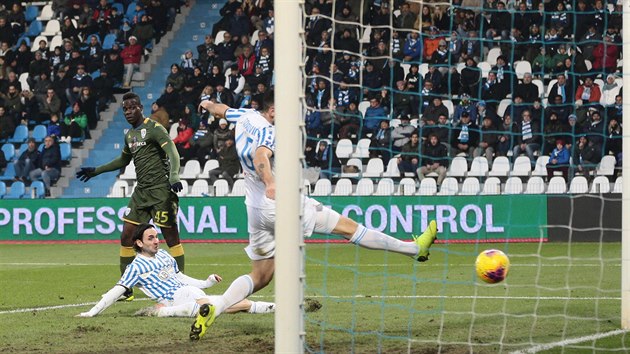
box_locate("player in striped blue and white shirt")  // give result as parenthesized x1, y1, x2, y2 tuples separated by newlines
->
(193, 92, 437, 340)
(77, 224, 275, 318)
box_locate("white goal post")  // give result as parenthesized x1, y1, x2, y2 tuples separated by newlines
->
(621, 0, 630, 331)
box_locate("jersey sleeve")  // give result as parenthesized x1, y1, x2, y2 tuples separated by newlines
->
(149, 120, 172, 148)
(255, 125, 276, 152)
(122, 134, 131, 155)
(225, 108, 252, 124)
(117, 263, 140, 289)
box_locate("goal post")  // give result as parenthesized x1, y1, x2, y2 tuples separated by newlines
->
(274, 0, 304, 352)
(621, 0, 630, 330)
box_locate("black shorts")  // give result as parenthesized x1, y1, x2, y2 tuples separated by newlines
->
(122, 186, 179, 228)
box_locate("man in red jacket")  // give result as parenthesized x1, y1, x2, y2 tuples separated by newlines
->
(592, 35, 619, 75)
(120, 36, 142, 88)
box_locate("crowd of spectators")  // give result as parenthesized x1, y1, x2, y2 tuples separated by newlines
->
(0, 0, 184, 194)
(153, 0, 623, 187)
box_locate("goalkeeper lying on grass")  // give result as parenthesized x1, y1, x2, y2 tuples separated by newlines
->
(77, 223, 274, 318)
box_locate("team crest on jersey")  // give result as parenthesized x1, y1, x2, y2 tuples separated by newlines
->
(141, 129, 146, 139)
(124, 208, 131, 216)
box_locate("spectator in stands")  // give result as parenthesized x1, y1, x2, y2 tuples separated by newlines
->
(225, 64, 245, 102)
(14, 138, 40, 182)
(189, 119, 213, 163)
(12, 41, 32, 75)
(172, 118, 194, 161)
(370, 120, 392, 164)
(1, 84, 22, 119)
(91, 70, 114, 112)
(216, 31, 237, 71)
(133, 15, 155, 50)
(512, 110, 540, 164)
(480, 71, 503, 111)
(253, 30, 273, 58)
(121, 36, 142, 89)
(601, 74, 621, 107)
(83, 35, 103, 73)
(460, 58, 481, 97)
(514, 73, 539, 103)
(572, 135, 601, 179)
(398, 132, 420, 175)
(461, 31, 481, 63)
(452, 93, 476, 124)
(418, 133, 448, 186)
(592, 35, 619, 75)
(214, 82, 234, 107)
(546, 139, 570, 180)
(149, 101, 170, 129)
(77, 4, 96, 39)
(548, 73, 574, 105)
(575, 77, 602, 110)
(28, 51, 50, 89)
(363, 96, 387, 137)
(78, 86, 98, 130)
(103, 50, 124, 85)
(63, 101, 87, 142)
(475, 101, 499, 127)
(29, 135, 61, 194)
(0, 17, 15, 47)
(542, 112, 569, 155)
(47, 114, 62, 138)
(207, 137, 240, 187)
(424, 65, 443, 93)
(39, 88, 62, 123)
(69, 65, 92, 105)
(337, 101, 361, 141)
(606, 118, 622, 165)
(403, 31, 422, 63)
(166, 64, 185, 92)
(496, 114, 515, 157)
(424, 97, 450, 124)
(391, 114, 415, 152)
(474, 116, 498, 165)
(158, 83, 181, 118)
(450, 111, 478, 158)
(606, 95, 623, 123)
(584, 109, 606, 146)
(0, 105, 15, 141)
(213, 118, 233, 156)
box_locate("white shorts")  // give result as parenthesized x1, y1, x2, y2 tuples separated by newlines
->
(244, 196, 341, 261)
(160, 286, 209, 306)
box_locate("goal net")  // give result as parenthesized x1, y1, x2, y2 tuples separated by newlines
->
(289, 0, 628, 352)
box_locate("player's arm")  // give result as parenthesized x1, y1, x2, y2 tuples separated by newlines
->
(76, 149, 132, 182)
(175, 272, 222, 289)
(253, 146, 275, 199)
(152, 122, 183, 191)
(198, 100, 230, 118)
(76, 285, 128, 317)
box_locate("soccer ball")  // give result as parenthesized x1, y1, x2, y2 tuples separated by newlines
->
(475, 249, 510, 284)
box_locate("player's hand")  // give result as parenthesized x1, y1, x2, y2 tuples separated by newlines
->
(76, 312, 94, 317)
(207, 274, 222, 287)
(170, 181, 183, 193)
(265, 184, 276, 200)
(198, 100, 212, 113)
(76, 167, 96, 182)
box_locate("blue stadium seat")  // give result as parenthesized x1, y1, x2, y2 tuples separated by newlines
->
(60, 142, 72, 162)
(90, 70, 100, 79)
(15, 35, 31, 48)
(5, 181, 25, 199)
(26, 20, 43, 38)
(24, 6, 39, 23)
(32, 125, 47, 143)
(1, 143, 15, 161)
(111, 3, 124, 14)
(102, 33, 117, 50)
(0, 181, 5, 198)
(8, 125, 28, 144)
(28, 181, 46, 199)
(0, 163, 15, 181)
(16, 143, 27, 160)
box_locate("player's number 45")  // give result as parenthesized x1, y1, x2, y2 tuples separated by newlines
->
(155, 211, 169, 223)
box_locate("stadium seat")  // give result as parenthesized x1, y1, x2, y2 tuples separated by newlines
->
(397, 177, 416, 196)
(497, 98, 512, 117)
(546, 176, 567, 194)
(18, 72, 30, 91)
(362, 158, 384, 178)
(180, 160, 201, 179)
(568, 176, 589, 194)
(486, 47, 502, 65)
(335, 139, 353, 160)
(250, 29, 260, 45)
(488, 156, 510, 177)
(0, 163, 16, 181)
(511, 156, 532, 177)
(50, 35, 63, 51)
(524, 176, 545, 194)
(354, 178, 374, 196)
(419, 63, 429, 76)
(481, 177, 502, 195)
(400, 63, 410, 78)
(460, 177, 480, 195)
(110, 180, 130, 197)
(16, 143, 27, 160)
(468, 156, 489, 178)
(25, 20, 43, 38)
(340, 158, 362, 178)
(0, 181, 5, 198)
(303, 179, 311, 195)
(545, 79, 558, 98)
(189, 179, 209, 197)
(504, 177, 523, 194)
(382, 158, 401, 178)
(531, 156, 550, 177)
(417, 178, 437, 196)
(437, 177, 459, 196)
(120, 161, 137, 179)
(374, 178, 394, 196)
(229, 179, 245, 196)
(214, 30, 227, 44)
(24, 6, 39, 23)
(198, 159, 219, 179)
(41, 19, 61, 37)
(351, 138, 371, 159)
(478, 61, 492, 79)
(5, 181, 25, 199)
(8, 125, 28, 144)
(389, 118, 401, 128)
(590, 176, 611, 194)
(359, 26, 371, 44)
(312, 179, 332, 196)
(613, 177, 622, 193)
(2, 143, 15, 161)
(514, 61, 532, 79)
(169, 122, 179, 139)
(59, 143, 71, 162)
(102, 33, 117, 50)
(32, 125, 47, 143)
(111, 3, 124, 15)
(176, 180, 189, 196)
(596, 155, 616, 177)
(213, 179, 230, 197)
(357, 101, 370, 117)
(30, 35, 47, 52)
(447, 156, 468, 178)
(532, 79, 544, 98)
(442, 100, 454, 118)
(332, 178, 353, 196)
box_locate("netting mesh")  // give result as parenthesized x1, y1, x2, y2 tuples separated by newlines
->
(298, 0, 626, 352)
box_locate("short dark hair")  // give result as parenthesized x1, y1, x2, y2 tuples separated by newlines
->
(132, 223, 155, 252)
(260, 90, 274, 112)
(122, 92, 141, 105)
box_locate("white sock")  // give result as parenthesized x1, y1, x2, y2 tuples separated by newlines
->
(215, 275, 254, 316)
(157, 302, 199, 317)
(248, 301, 275, 314)
(349, 225, 418, 257)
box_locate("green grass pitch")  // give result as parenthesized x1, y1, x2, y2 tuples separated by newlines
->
(0, 242, 628, 353)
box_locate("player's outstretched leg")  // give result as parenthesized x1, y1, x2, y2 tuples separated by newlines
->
(189, 303, 216, 341)
(413, 220, 438, 262)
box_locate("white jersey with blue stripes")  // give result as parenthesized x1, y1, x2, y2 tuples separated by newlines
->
(225, 108, 275, 210)
(117, 249, 183, 301)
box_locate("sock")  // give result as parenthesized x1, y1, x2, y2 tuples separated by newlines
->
(248, 301, 275, 314)
(119, 246, 135, 275)
(215, 275, 254, 316)
(349, 225, 418, 257)
(157, 302, 198, 317)
(169, 244, 185, 272)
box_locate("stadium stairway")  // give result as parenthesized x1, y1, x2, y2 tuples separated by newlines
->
(59, 0, 222, 198)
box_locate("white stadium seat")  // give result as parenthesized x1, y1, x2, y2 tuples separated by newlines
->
(511, 156, 532, 177)
(190, 179, 209, 197)
(176, 180, 189, 196)
(397, 178, 416, 196)
(229, 179, 246, 196)
(596, 155, 616, 176)
(613, 177, 622, 193)
(213, 179, 230, 197)
(374, 178, 395, 196)
(110, 180, 129, 197)
(590, 176, 611, 194)
(524, 176, 545, 194)
(335, 139, 354, 160)
(312, 179, 332, 196)
(460, 177, 480, 195)
(120, 161, 136, 179)
(340, 158, 362, 178)
(199, 159, 220, 179)
(418, 178, 437, 196)
(568, 176, 589, 194)
(504, 177, 523, 194)
(332, 178, 353, 196)
(180, 160, 201, 179)
(546, 176, 567, 194)
(468, 157, 489, 178)
(354, 178, 374, 196)
(437, 177, 459, 196)
(481, 177, 501, 195)
(351, 138, 371, 159)
(362, 158, 384, 178)
(447, 156, 468, 178)
(488, 156, 510, 177)
(532, 156, 550, 177)
(382, 158, 401, 178)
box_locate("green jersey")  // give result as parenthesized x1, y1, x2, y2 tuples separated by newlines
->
(122, 118, 172, 190)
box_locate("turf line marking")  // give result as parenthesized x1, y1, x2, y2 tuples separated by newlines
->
(1, 295, 619, 315)
(0, 262, 621, 267)
(510, 329, 629, 354)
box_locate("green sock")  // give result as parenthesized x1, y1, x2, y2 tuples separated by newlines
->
(169, 244, 185, 272)
(173, 255, 185, 273)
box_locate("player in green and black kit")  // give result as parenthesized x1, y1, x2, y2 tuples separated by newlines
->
(77, 92, 186, 298)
